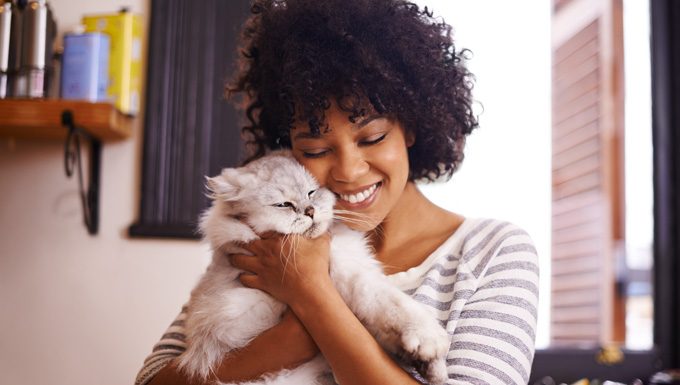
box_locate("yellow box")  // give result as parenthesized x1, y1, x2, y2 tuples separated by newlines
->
(82, 11, 142, 116)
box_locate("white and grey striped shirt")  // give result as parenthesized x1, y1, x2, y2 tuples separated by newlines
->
(135, 217, 538, 385)
(388, 217, 539, 385)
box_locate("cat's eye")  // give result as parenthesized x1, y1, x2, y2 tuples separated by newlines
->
(273, 202, 295, 209)
(308, 189, 317, 198)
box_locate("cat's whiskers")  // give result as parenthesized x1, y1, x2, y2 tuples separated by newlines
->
(290, 233, 302, 275)
(373, 222, 387, 242)
(333, 215, 373, 228)
(334, 209, 382, 229)
(333, 209, 379, 226)
(333, 212, 387, 243)
(280, 232, 307, 281)
(280, 233, 294, 279)
(208, 364, 218, 382)
(333, 208, 372, 217)
(333, 210, 373, 224)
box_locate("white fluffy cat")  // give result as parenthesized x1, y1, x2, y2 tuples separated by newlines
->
(177, 150, 449, 385)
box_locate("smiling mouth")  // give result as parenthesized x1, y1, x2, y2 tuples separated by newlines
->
(335, 182, 382, 204)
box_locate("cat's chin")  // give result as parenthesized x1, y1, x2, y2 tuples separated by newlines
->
(303, 223, 328, 238)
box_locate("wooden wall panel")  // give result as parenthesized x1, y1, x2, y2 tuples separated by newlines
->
(551, 0, 626, 346)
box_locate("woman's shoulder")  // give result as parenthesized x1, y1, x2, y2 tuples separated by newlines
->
(457, 217, 535, 245)
(422, 217, 534, 255)
(456, 217, 539, 278)
(387, 216, 539, 292)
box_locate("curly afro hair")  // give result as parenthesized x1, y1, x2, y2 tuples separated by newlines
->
(228, 0, 478, 182)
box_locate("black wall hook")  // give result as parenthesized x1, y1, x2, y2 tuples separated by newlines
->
(62, 110, 102, 235)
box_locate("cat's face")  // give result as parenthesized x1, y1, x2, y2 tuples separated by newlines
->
(208, 151, 335, 238)
(239, 177, 335, 238)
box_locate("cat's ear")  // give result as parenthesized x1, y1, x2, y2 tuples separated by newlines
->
(206, 175, 235, 200)
(206, 168, 255, 201)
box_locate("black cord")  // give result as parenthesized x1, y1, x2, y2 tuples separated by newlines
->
(63, 111, 93, 231)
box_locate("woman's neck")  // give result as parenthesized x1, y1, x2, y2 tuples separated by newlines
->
(368, 182, 463, 272)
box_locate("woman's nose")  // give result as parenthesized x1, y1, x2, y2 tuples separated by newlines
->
(331, 150, 369, 183)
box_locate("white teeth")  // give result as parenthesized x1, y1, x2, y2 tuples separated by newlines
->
(339, 183, 378, 204)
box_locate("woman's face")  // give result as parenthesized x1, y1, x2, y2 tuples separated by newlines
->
(290, 104, 414, 231)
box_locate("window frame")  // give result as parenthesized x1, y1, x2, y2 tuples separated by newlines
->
(649, 0, 680, 371)
(530, 0, 680, 382)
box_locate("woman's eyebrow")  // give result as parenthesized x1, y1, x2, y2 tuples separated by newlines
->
(292, 114, 384, 140)
(356, 114, 383, 129)
(292, 131, 322, 140)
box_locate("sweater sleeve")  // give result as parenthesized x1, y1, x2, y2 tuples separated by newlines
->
(134, 306, 189, 385)
(445, 222, 539, 385)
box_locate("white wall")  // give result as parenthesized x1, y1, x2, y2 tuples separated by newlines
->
(0, 1, 211, 384)
(414, 0, 552, 348)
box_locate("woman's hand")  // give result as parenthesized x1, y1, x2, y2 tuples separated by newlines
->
(230, 232, 332, 306)
(228, 232, 425, 385)
(273, 308, 320, 363)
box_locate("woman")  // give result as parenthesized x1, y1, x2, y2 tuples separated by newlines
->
(136, 1, 539, 384)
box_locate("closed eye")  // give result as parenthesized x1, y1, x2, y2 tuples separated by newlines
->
(360, 133, 387, 146)
(308, 189, 317, 197)
(273, 202, 296, 209)
(301, 149, 329, 159)
(298, 132, 387, 158)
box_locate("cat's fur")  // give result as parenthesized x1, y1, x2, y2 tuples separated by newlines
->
(177, 150, 449, 385)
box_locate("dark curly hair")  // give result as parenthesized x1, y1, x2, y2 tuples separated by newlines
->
(228, 0, 478, 182)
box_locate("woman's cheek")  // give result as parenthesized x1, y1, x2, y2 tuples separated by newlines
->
(296, 157, 329, 186)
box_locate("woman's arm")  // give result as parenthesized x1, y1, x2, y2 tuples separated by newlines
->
(291, 277, 423, 385)
(143, 310, 319, 385)
(234, 234, 424, 385)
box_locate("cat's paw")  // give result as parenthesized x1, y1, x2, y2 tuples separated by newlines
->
(401, 323, 449, 384)
(414, 356, 448, 385)
(426, 358, 449, 385)
(401, 322, 449, 362)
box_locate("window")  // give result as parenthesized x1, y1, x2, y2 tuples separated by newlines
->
(129, 0, 251, 238)
(532, 0, 680, 380)
(419, 0, 679, 382)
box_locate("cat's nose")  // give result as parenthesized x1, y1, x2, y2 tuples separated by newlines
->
(304, 206, 315, 218)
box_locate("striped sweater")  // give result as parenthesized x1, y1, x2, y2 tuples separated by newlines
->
(135, 217, 539, 385)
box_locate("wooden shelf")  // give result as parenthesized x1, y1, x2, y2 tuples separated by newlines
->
(0, 99, 132, 141)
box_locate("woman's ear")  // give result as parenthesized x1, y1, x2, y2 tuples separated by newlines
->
(405, 130, 416, 147)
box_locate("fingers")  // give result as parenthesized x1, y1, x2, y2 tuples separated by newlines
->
(258, 231, 279, 240)
(230, 254, 262, 289)
(242, 231, 325, 253)
(239, 233, 281, 254)
(238, 272, 260, 289)
(229, 253, 261, 273)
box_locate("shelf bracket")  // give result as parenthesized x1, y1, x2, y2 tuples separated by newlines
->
(61, 110, 101, 235)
